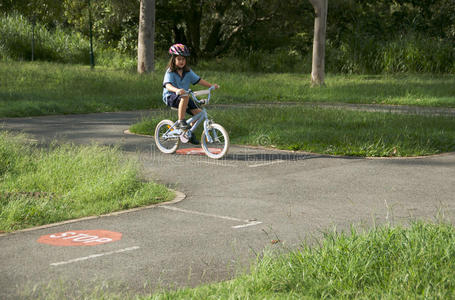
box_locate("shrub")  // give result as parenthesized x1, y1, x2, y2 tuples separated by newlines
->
(0, 12, 91, 64)
(381, 34, 455, 74)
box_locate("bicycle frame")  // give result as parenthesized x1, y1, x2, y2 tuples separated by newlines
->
(162, 88, 217, 143)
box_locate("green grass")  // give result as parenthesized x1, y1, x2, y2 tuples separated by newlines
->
(0, 61, 164, 117)
(1, 61, 455, 118)
(131, 106, 455, 157)
(0, 131, 174, 232)
(147, 222, 455, 299)
(205, 73, 455, 107)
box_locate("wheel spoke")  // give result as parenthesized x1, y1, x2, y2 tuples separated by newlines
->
(201, 124, 229, 159)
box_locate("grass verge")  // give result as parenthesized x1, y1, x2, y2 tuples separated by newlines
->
(0, 61, 163, 117)
(148, 222, 455, 299)
(131, 106, 455, 157)
(0, 131, 174, 232)
(1, 61, 455, 118)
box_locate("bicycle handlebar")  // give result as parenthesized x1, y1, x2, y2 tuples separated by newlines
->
(185, 85, 216, 105)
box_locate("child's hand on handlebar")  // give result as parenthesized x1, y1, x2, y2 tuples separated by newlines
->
(211, 84, 220, 89)
(176, 89, 186, 96)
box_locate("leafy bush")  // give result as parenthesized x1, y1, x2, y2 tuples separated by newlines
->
(326, 34, 455, 74)
(1, 12, 453, 74)
(0, 12, 90, 64)
(381, 34, 455, 74)
(327, 35, 383, 74)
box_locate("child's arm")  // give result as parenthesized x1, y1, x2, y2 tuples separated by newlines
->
(198, 79, 219, 89)
(165, 83, 186, 96)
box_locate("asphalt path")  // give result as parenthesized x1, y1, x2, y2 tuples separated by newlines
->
(1, 110, 455, 299)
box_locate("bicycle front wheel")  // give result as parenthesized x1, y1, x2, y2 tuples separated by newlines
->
(201, 123, 229, 159)
(154, 119, 180, 154)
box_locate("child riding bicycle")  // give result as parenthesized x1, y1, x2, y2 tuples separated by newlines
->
(162, 44, 219, 144)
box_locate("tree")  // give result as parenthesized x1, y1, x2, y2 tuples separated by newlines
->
(137, 0, 155, 73)
(1, 0, 65, 28)
(308, 0, 328, 86)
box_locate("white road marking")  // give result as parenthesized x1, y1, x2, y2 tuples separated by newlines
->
(232, 221, 263, 229)
(50, 246, 140, 266)
(198, 160, 237, 167)
(160, 206, 262, 229)
(248, 160, 285, 168)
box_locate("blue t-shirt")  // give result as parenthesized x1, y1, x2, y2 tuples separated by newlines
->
(162, 69, 201, 104)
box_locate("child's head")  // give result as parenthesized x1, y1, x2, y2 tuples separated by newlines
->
(167, 44, 190, 72)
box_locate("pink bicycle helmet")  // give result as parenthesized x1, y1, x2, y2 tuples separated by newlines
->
(169, 44, 190, 57)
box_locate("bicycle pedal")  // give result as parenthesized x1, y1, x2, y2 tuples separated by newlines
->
(180, 132, 191, 143)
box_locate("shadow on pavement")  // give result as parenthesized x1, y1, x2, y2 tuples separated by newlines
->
(222, 149, 362, 163)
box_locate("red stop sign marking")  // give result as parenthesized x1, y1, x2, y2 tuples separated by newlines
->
(37, 230, 122, 246)
(176, 148, 221, 155)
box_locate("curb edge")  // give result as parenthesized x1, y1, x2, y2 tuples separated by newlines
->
(0, 189, 186, 237)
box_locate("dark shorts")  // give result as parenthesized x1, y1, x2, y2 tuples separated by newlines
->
(166, 93, 198, 115)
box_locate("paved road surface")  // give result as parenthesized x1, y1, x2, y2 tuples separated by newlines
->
(1, 110, 454, 298)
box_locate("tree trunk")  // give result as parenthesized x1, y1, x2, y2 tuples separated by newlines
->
(204, 1, 232, 56)
(308, 0, 328, 86)
(204, 21, 222, 56)
(137, 0, 155, 73)
(172, 24, 187, 45)
(186, 0, 203, 60)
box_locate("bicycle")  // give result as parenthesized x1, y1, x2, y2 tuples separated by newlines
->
(154, 86, 229, 159)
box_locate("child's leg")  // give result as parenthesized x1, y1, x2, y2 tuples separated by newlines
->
(187, 98, 201, 122)
(178, 95, 189, 120)
(189, 108, 201, 122)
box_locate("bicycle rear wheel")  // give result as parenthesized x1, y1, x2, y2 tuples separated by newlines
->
(155, 119, 180, 154)
(201, 123, 229, 159)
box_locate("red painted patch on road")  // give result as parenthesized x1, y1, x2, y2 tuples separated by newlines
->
(176, 148, 221, 155)
(37, 230, 122, 246)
